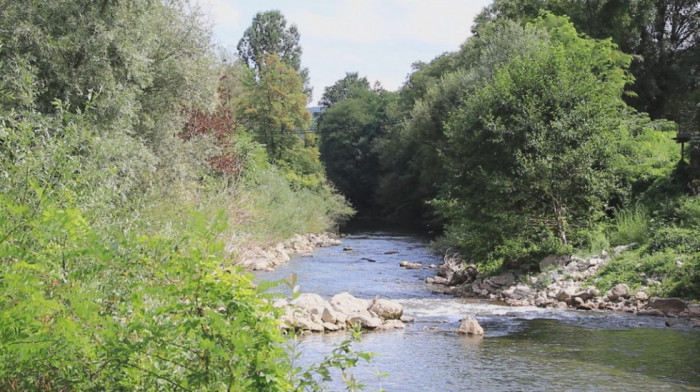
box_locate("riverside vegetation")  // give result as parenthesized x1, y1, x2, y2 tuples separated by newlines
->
(317, 4, 699, 304)
(0, 2, 360, 391)
(1, 1, 698, 391)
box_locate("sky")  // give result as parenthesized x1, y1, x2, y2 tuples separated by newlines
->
(197, 0, 493, 105)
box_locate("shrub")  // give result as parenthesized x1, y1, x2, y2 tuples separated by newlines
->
(648, 227, 700, 254)
(609, 205, 651, 246)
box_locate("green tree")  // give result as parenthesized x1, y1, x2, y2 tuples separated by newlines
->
(318, 87, 398, 213)
(440, 14, 633, 263)
(237, 10, 311, 97)
(377, 20, 552, 225)
(235, 53, 327, 190)
(473, 0, 699, 126)
(318, 72, 370, 109)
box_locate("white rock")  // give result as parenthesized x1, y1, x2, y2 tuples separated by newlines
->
(457, 316, 484, 336)
(290, 293, 327, 314)
(321, 306, 337, 324)
(380, 320, 405, 330)
(347, 314, 383, 329)
(323, 322, 340, 331)
(400, 261, 422, 269)
(369, 299, 403, 320)
(329, 292, 369, 314)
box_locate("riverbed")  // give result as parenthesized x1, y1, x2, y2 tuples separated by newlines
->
(255, 229, 700, 391)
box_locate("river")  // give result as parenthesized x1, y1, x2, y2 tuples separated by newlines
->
(255, 228, 700, 391)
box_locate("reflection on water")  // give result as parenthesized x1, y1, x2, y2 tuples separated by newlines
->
(255, 230, 700, 391)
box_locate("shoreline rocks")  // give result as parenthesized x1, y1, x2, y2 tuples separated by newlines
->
(278, 292, 408, 333)
(427, 251, 698, 321)
(231, 232, 341, 271)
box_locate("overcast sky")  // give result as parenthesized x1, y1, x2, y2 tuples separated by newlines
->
(198, 0, 492, 105)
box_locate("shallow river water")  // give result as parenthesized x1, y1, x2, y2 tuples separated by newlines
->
(255, 229, 700, 391)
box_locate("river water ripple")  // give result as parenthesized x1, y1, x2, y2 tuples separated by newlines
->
(255, 230, 700, 391)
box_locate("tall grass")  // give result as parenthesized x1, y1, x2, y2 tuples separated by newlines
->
(229, 168, 354, 245)
(609, 204, 651, 246)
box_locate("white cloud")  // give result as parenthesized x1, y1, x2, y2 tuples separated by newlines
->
(390, 0, 487, 46)
(197, 0, 241, 30)
(289, 0, 487, 47)
(289, 1, 386, 44)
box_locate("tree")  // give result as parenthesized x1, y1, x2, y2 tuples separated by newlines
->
(377, 20, 555, 225)
(237, 10, 311, 97)
(440, 14, 633, 263)
(318, 72, 370, 109)
(318, 88, 398, 212)
(472, 0, 699, 125)
(235, 53, 324, 189)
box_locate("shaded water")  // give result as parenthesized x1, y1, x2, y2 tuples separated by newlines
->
(256, 230, 700, 391)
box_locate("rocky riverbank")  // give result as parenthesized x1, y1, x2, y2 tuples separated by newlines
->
(230, 233, 341, 271)
(274, 292, 411, 333)
(427, 248, 700, 323)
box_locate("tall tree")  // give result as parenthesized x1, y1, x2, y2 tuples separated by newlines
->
(236, 53, 310, 163)
(318, 72, 370, 109)
(318, 87, 397, 212)
(237, 10, 311, 97)
(440, 14, 633, 262)
(472, 0, 699, 124)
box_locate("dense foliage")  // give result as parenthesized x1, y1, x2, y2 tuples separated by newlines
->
(318, 85, 398, 213)
(0, 2, 356, 390)
(318, 5, 697, 297)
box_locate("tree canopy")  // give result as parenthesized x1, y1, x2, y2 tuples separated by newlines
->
(237, 10, 311, 97)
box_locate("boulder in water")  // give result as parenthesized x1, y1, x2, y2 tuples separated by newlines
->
(329, 292, 370, 314)
(400, 261, 422, 269)
(457, 316, 484, 336)
(369, 298, 403, 320)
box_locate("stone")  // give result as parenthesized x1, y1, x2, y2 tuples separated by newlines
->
(400, 315, 415, 323)
(290, 293, 327, 315)
(427, 276, 449, 285)
(449, 266, 478, 286)
(343, 246, 354, 251)
(291, 316, 324, 332)
(384, 250, 399, 254)
(688, 305, 700, 318)
(511, 284, 533, 300)
(606, 284, 629, 301)
(635, 291, 649, 301)
(539, 255, 570, 271)
(321, 307, 337, 324)
(400, 261, 422, 269)
(572, 290, 594, 302)
(369, 299, 403, 320)
(457, 316, 484, 336)
(638, 308, 664, 316)
(555, 286, 577, 302)
(428, 264, 438, 269)
(488, 272, 515, 287)
(380, 320, 405, 330)
(647, 297, 688, 316)
(347, 314, 383, 329)
(329, 292, 370, 314)
(323, 322, 340, 331)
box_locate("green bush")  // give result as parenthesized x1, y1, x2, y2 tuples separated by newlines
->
(590, 248, 699, 299)
(648, 227, 700, 254)
(609, 204, 651, 246)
